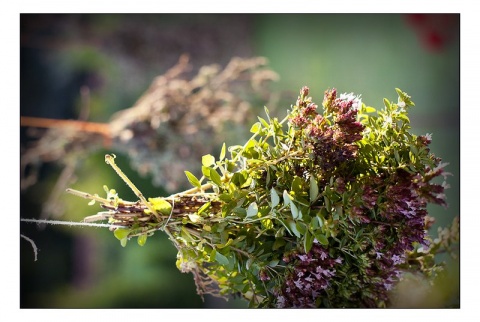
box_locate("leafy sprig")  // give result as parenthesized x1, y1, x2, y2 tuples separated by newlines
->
(65, 86, 456, 308)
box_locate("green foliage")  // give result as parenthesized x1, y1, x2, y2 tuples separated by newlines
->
(72, 86, 457, 308)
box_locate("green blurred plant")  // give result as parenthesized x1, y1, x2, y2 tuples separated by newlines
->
(56, 86, 458, 308)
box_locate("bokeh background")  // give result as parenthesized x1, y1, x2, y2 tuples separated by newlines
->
(20, 14, 460, 308)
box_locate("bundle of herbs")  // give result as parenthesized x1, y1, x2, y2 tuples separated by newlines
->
(62, 86, 456, 308)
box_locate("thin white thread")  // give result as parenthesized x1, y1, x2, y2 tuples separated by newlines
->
(21, 218, 127, 229)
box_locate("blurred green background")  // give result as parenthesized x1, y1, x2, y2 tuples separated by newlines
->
(20, 14, 459, 308)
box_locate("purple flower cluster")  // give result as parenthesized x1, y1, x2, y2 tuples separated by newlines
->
(349, 163, 449, 304)
(275, 243, 342, 308)
(289, 88, 365, 172)
(278, 87, 450, 307)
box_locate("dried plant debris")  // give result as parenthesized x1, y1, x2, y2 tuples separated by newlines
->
(109, 55, 278, 190)
(21, 56, 279, 218)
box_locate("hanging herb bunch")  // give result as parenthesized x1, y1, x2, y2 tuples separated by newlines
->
(63, 86, 457, 308)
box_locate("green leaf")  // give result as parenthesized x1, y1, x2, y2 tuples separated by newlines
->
(120, 238, 127, 247)
(202, 154, 215, 167)
(148, 197, 172, 215)
(304, 229, 314, 254)
(216, 238, 233, 249)
(383, 98, 391, 110)
(258, 116, 270, 128)
(250, 122, 261, 134)
(395, 88, 415, 106)
(283, 190, 291, 206)
(291, 176, 303, 197)
(209, 168, 222, 186)
(313, 232, 329, 246)
(268, 259, 280, 268)
(286, 219, 301, 238)
(184, 171, 201, 188)
(296, 221, 307, 235)
(212, 250, 228, 266)
(246, 202, 258, 218)
(290, 201, 299, 219)
(201, 166, 211, 178)
(264, 106, 271, 121)
(137, 234, 147, 246)
(210, 249, 217, 262)
(114, 228, 130, 240)
(310, 176, 319, 203)
(219, 142, 226, 161)
(271, 188, 280, 208)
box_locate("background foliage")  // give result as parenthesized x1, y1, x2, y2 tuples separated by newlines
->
(20, 14, 459, 308)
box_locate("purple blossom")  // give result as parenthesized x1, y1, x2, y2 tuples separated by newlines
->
(392, 254, 405, 265)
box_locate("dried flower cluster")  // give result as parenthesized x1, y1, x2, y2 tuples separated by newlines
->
(65, 85, 457, 308)
(109, 55, 278, 191)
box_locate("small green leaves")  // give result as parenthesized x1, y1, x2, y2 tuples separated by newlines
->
(114, 228, 130, 247)
(184, 171, 201, 188)
(69, 86, 451, 308)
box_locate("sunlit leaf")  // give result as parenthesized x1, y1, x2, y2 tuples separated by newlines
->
(210, 168, 222, 186)
(271, 188, 280, 208)
(148, 197, 172, 215)
(283, 190, 291, 206)
(202, 154, 215, 167)
(114, 228, 130, 240)
(137, 234, 147, 246)
(290, 201, 299, 219)
(250, 122, 261, 134)
(219, 142, 226, 161)
(246, 202, 258, 218)
(184, 171, 201, 188)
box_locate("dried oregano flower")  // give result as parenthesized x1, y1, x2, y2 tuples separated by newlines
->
(65, 86, 456, 308)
